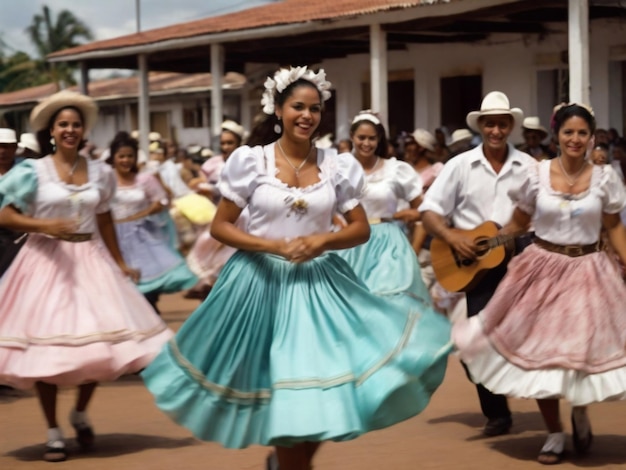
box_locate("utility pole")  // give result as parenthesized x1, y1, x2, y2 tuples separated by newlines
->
(136, 0, 141, 32)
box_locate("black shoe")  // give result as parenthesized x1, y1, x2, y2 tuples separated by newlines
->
(483, 416, 512, 436)
(571, 411, 593, 455)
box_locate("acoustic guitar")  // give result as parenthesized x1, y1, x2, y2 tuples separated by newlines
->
(430, 221, 514, 292)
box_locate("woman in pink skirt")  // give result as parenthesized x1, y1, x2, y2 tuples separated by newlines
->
(453, 103, 626, 465)
(184, 120, 247, 299)
(0, 91, 172, 462)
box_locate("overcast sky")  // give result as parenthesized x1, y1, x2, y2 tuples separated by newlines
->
(0, 0, 278, 56)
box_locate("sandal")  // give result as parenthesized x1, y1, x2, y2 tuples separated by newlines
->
(43, 444, 67, 463)
(571, 408, 593, 455)
(70, 409, 95, 449)
(44, 428, 67, 462)
(537, 450, 564, 465)
(537, 432, 565, 465)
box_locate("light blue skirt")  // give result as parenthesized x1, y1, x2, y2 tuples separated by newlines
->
(335, 222, 431, 306)
(115, 218, 197, 294)
(142, 250, 451, 449)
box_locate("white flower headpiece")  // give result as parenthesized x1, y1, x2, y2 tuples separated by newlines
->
(261, 66, 332, 115)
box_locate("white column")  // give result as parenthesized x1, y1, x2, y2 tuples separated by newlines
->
(568, 0, 590, 104)
(124, 104, 133, 132)
(210, 44, 224, 153)
(138, 53, 150, 156)
(79, 62, 89, 95)
(370, 24, 388, 130)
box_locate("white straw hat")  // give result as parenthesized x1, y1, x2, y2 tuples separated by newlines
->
(149, 131, 162, 142)
(0, 128, 17, 144)
(30, 90, 98, 133)
(522, 116, 548, 139)
(466, 91, 523, 132)
(411, 128, 436, 152)
(221, 120, 245, 139)
(448, 129, 473, 147)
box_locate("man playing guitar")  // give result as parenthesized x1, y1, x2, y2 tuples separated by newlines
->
(419, 91, 535, 437)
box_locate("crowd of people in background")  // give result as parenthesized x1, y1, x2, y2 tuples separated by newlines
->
(1, 65, 626, 469)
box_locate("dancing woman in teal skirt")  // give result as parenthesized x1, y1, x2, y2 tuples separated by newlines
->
(141, 66, 451, 470)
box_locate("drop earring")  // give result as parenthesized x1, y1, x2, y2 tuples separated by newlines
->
(50, 137, 56, 152)
(274, 117, 282, 134)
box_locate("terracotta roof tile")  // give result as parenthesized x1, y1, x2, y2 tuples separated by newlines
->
(49, 0, 447, 59)
(0, 72, 245, 108)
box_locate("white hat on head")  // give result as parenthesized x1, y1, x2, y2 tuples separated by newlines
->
(522, 116, 548, 138)
(149, 131, 162, 142)
(200, 148, 214, 158)
(221, 120, 245, 139)
(448, 129, 473, 147)
(30, 90, 98, 133)
(18, 132, 39, 152)
(466, 91, 523, 132)
(411, 128, 436, 152)
(0, 128, 17, 144)
(187, 144, 202, 155)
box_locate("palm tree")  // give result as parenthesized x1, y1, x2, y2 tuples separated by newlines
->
(25, 5, 94, 88)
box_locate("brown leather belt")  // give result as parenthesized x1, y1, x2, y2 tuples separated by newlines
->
(533, 236, 599, 257)
(57, 233, 93, 243)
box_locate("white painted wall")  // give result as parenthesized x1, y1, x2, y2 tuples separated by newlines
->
(324, 19, 626, 143)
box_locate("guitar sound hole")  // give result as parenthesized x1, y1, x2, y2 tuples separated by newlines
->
(461, 258, 475, 266)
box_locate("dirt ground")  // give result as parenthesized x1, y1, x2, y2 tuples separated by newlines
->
(2, 293, 625, 469)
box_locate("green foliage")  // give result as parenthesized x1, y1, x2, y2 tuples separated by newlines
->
(0, 5, 93, 92)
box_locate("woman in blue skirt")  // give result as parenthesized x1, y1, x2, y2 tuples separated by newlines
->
(141, 66, 451, 470)
(107, 133, 197, 311)
(336, 111, 431, 308)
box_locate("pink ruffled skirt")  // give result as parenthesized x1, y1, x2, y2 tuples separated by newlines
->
(186, 229, 237, 286)
(453, 244, 626, 405)
(0, 234, 173, 389)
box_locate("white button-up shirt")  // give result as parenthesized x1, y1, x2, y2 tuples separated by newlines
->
(419, 144, 534, 230)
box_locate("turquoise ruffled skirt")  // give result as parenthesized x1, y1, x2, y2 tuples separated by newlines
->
(335, 222, 431, 305)
(142, 250, 451, 449)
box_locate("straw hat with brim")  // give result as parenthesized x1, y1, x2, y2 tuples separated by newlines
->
(522, 116, 548, 139)
(30, 90, 98, 133)
(466, 91, 523, 133)
(221, 120, 245, 139)
(149, 132, 162, 141)
(411, 128, 436, 152)
(448, 129, 473, 147)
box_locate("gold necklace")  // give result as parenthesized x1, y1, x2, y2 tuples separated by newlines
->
(277, 140, 312, 178)
(557, 157, 587, 187)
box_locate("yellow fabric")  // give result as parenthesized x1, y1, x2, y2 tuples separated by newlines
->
(172, 193, 216, 225)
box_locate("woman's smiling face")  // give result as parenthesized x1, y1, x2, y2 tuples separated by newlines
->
(50, 108, 84, 152)
(276, 84, 322, 143)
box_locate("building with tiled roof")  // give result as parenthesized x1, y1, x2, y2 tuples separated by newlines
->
(0, 72, 245, 149)
(23, 1, 626, 145)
